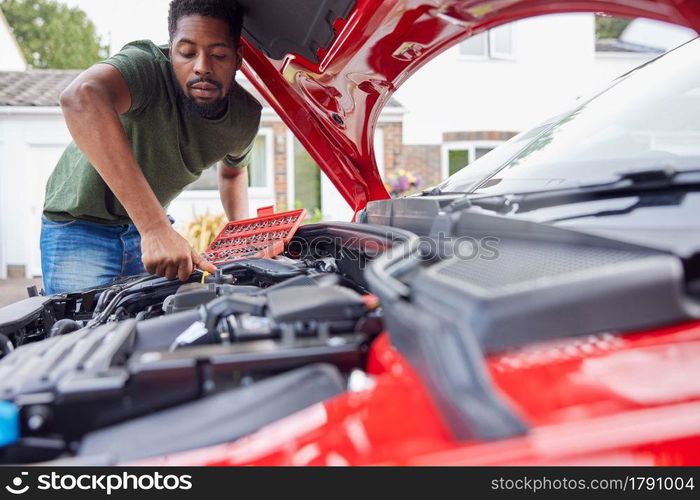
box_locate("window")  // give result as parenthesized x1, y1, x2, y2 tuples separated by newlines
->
(459, 32, 488, 57)
(448, 149, 470, 176)
(448, 147, 494, 175)
(490, 25, 514, 59)
(441, 141, 503, 179)
(186, 131, 271, 191)
(459, 25, 514, 59)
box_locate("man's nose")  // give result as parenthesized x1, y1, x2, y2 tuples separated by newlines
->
(194, 54, 212, 76)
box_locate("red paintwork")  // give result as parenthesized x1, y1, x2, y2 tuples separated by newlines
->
(240, 0, 700, 214)
(133, 322, 700, 466)
(130, 0, 700, 466)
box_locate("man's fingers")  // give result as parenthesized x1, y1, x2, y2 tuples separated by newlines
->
(192, 251, 217, 273)
(143, 261, 157, 275)
(154, 263, 167, 278)
(141, 229, 202, 280)
(165, 264, 178, 281)
(178, 256, 194, 281)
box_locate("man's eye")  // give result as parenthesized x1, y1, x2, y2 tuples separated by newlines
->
(180, 53, 195, 58)
(212, 54, 226, 60)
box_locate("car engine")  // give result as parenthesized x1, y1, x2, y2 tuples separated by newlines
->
(0, 222, 399, 464)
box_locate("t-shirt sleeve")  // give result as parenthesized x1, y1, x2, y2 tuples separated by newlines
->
(100, 43, 159, 114)
(221, 142, 254, 169)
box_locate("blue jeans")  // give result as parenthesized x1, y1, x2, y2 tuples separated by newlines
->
(40, 216, 146, 295)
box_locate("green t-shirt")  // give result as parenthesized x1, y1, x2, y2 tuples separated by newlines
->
(44, 40, 262, 225)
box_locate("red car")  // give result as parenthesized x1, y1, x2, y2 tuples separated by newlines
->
(0, 0, 699, 466)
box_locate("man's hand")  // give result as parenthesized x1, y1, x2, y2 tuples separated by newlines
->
(141, 225, 216, 281)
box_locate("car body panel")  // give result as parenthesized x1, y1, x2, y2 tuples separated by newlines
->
(132, 322, 700, 466)
(240, 0, 700, 213)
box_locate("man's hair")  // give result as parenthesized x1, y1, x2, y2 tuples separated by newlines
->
(168, 0, 243, 44)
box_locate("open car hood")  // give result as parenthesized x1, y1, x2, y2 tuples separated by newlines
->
(237, 0, 700, 214)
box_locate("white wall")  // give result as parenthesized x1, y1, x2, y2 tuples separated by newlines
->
(0, 109, 70, 277)
(0, 10, 26, 70)
(393, 13, 660, 145)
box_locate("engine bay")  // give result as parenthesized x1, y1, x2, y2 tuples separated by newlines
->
(0, 223, 395, 464)
(0, 206, 698, 464)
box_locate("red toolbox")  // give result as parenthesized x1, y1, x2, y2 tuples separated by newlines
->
(203, 206, 307, 264)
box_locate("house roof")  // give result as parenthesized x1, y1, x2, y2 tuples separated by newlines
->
(0, 70, 79, 106)
(0, 69, 403, 108)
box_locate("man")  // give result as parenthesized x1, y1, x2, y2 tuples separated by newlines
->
(41, 0, 260, 295)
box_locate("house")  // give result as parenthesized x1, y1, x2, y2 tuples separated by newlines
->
(393, 13, 696, 185)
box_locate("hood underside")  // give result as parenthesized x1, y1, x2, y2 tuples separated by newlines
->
(238, 0, 700, 214)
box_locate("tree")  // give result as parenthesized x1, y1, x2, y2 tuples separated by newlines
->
(0, 0, 108, 69)
(595, 14, 632, 40)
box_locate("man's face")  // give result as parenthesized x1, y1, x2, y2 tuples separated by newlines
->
(170, 14, 241, 112)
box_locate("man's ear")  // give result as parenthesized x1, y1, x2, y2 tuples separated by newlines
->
(235, 45, 243, 71)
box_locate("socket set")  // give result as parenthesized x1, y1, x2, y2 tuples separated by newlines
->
(203, 206, 307, 264)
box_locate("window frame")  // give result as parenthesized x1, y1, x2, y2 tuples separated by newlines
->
(458, 31, 489, 60)
(489, 24, 516, 60)
(440, 140, 505, 180)
(458, 24, 516, 61)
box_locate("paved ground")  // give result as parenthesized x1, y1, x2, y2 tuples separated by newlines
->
(0, 278, 45, 307)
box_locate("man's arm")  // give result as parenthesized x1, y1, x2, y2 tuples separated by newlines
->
(218, 162, 249, 220)
(59, 64, 215, 280)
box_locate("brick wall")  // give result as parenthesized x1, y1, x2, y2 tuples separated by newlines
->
(267, 122, 515, 202)
(378, 121, 441, 189)
(401, 145, 441, 187)
(268, 121, 288, 210)
(377, 122, 403, 176)
(375, 121, 440, 188)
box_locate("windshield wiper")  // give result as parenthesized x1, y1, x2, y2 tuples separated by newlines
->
(421, 186, 471, 197)
(459, 166, 700, 213)
(546, 191, 686, 223)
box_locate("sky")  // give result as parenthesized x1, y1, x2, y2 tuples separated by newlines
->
(60, 0, 172, 54)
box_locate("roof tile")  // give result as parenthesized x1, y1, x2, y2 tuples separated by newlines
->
(0, 70, 80, 106)
(0, 69, 402, 108)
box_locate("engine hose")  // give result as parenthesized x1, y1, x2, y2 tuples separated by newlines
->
(201, 295, 266, 339)
(93, 288, 116, 315)
(48, 319, 82, 337)
(88, 275, 154, 327)
(0, 334, 14, 357)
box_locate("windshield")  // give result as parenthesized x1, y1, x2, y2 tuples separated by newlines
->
(438, 38, 700, 196)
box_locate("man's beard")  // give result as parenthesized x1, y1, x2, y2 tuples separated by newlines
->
(176, 75, 235, 120)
